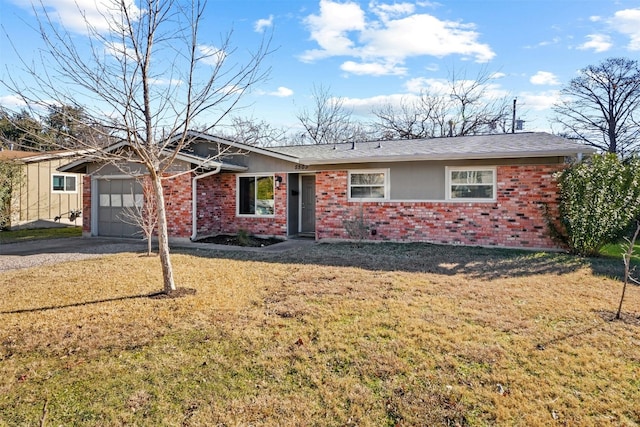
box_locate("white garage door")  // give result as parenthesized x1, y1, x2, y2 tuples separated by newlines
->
(98, 179, 144, 237)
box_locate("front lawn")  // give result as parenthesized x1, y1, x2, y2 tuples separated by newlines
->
(1, 243, 638, 426)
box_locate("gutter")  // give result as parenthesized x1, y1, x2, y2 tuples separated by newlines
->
(190, 165, 222, 241)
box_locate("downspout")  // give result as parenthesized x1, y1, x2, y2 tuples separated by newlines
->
(190, 165, 221, 241)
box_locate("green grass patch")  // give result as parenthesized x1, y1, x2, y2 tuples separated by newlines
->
(600, 241, 640, 265)
(0, 226, 81, 244)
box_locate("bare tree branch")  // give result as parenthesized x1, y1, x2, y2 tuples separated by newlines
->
(1, 0, 271, 293)
(372, 67, 510, 140)
(554, 57, 640, 158)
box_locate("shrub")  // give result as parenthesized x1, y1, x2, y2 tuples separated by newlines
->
(0, 159, 23, 230)
(237, 229, 250, 246)
(555, 154, 640, 256)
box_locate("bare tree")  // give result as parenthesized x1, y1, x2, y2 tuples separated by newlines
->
(297, 84, 367, 145)
(372, 68, 510, 139)
(222, 116, 287, 147)
(118, 179, 158, 256)
(373, 92, 448, 139)
(2, 0, 270, 293)
(554, 57, 640, 158)
(616, 221, 640, 320)
(448, 68, 510, 136)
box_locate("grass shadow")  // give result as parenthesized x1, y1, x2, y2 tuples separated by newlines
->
(0, 291, 166, 315)
(178, 242, 602, 281)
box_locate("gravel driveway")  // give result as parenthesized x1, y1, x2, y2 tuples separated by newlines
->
(0, 237, 148, 272)
(0, 236, 314, 272)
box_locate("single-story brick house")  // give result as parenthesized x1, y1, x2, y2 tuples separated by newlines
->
(0, 148, 83, 228)
(59, 131, 594, 249)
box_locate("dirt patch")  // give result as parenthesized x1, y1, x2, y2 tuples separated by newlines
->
(195, 234, 282, 247)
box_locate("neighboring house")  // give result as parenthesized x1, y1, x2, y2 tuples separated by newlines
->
(59, 131, 595, 249)
(0, 149, 84, 228)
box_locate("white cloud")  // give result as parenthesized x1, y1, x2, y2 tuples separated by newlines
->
(360, 14, 494, 61)
(518, 90, 560, 111)
(341, 93, 418, 115)
(530, 71, 560, 86)
(403, 77, 508, 100)
(490, 72, 506, 79)
(589, 15, 602, 22)
(301, 0, 366, 61)
(340, 60, 406, 76)
(300, 0, 495, 76)
(11, 0, 143, 34)
(527, 37, 561, 49)
(104, 41, 136, 60)
(254, 15, 273, 33)
(578, 34, 612, 52)
(0, 94, 28, 109)
(369, 1, 415, 22)
(268, 87, 294, 97)
(148, 78, 183, 86)
(609, 8, 640, 50)
(404, 77, 449, 95)
(197, 45, 227, 67)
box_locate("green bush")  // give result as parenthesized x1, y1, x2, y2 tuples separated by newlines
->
(555, 154, 640, 256)
(0, 159, 23, 230)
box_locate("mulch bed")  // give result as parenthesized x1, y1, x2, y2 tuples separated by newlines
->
(195, 234, 282, 247)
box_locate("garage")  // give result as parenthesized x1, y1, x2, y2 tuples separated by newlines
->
(97, 178, 144, 237)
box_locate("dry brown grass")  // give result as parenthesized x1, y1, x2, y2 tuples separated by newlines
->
(1, 243, 639, 426)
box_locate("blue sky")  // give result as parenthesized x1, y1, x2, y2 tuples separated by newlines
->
(1, 0, 640, 135)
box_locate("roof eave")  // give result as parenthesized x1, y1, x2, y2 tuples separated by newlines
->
(300, 149, 594, 165)
(181, 130, 300, 164)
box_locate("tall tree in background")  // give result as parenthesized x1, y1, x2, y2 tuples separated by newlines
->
(372, 68, 510, 139)
(2, 0, 270, 294)
(223, 116, 287, 147)
(554, 57, 640, 157)
(373, 93, 448, 139)
(0, 109, 45, 150)
(297, 85, 368, 145)
(45, 104, 99, 149)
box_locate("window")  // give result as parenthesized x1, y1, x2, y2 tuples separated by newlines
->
(238, 175, 275, 216)
(348, 170, 388, 200)
(52, 174, 77, 193)
(447, 167, 496, 200)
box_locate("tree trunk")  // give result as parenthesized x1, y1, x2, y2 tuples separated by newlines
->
(617, 221, 640, 319)
(152, 174, 176, 293)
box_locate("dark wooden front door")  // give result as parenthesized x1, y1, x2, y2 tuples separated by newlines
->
(301, 175, 315, 233)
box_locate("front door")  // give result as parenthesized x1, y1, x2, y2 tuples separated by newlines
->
(300, 175, 315, 233)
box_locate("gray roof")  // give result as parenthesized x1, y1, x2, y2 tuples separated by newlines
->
(267, 132, 595, 164)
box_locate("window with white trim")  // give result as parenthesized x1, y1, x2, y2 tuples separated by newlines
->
(237, 175, 275, 216)
(52, 174, 77, 193)
(447, 167, 496, 200)
(348, 170, 389, 200)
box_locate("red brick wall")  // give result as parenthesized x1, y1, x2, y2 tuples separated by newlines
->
(195, 173, 288, 238)
(86, 165, 562, 248)
(315, 165, 563, 249)
(163, 173, 193, 238)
